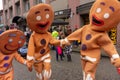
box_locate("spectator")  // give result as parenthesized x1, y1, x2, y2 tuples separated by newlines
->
(0, 28, 4, 34)
(64, 45, 72, 62)
(52, 27, 64, 61)
(73, 27, 79, 47)
(64, 28, 72, 62)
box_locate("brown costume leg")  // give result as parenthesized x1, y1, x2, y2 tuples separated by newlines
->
(0, 70, 14, 80)
(81, 60, 87, 80)
(34, 58, 51, 80)
(43, 58, 51, 80)
(81, 59, 100, 80)
(34, 62, 43, 80)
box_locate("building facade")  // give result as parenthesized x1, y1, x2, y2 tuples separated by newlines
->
(2, 0, 80, 30)
(0, 10, 4, 30)
(2, 0, 46, 25)
(0, 10, 3, 25)
(2, 0, 120, 47)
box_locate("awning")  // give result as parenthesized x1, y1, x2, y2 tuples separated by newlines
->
(52, 19, 69, 26)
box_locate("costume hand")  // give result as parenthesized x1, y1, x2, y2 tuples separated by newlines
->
(26, 60, 34, 72)
(60, 39, 70, 48)
(111, 58, 120, 68)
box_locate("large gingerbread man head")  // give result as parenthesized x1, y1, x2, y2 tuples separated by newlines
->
(26, 3, 54, 33)
(0, 29, 26, 54)
(89, 0, 120, 31)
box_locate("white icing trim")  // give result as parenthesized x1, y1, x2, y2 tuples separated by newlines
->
(41, 54, 50, 61)
(112, 54, 120, 60)
(44, 59, 51, 63)
(0, 67, 12, 75)
(86, 74, 93, 80)
(27, 55, 34, 60)
(36, 72, 42, 80)
(43, 70, 51, 79)
(83, 71, 85, 80)
(60, 39, 64, 47)
(81, 56, 97, 62)
(24, 60, 27, 65)
(48, 69, 52, 78)
(64, 38, 70, 43)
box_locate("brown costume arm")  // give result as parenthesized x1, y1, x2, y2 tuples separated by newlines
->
(98, 33, 119, 58)
(27, 33, 35, 60)
(14, 51, 26, 64)
(61, 27, 83, 46)
(49, 34, 60, 46)
(66, 28, 83, 42)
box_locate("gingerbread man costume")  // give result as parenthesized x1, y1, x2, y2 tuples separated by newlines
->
(26, 4, 61, 80)
(62, 0, 120, 80)
(0, 29, 30, 80)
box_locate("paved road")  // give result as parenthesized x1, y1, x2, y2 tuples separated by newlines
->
(13, 50, 120, 80)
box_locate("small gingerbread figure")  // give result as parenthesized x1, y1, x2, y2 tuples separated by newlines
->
(26, 3, 61, 80)
(62, 0, 120, 80)
(0, 29, 31, 80)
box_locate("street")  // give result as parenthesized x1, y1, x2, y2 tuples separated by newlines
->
(13, 50, 120, 80)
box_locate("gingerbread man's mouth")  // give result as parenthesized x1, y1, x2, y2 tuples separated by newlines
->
(4, 44, 19, 51)
(36, 21, 49, 29)
(92, 15, 104, 26)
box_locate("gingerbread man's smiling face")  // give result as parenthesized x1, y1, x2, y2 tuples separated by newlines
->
(0, 30, 26, 54)
(27, 4, 54, 33)
(89, 0, 120, 31)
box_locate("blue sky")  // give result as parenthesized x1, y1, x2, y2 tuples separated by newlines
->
(0, 0, 3, 10)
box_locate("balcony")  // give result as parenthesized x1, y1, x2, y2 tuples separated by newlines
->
(76, 1, 94, 14)
(54, 9, 71, 19)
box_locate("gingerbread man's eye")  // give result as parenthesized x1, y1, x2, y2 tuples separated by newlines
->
(8, 39, 13, 43)
(18, 41, 22, 44)
(36, 16, 41, 21)
(46, 14, 50, 19)
(104, 13, 110, 19)
(96, 8, 101, 13)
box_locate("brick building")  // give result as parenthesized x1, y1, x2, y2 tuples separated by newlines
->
(2, 0, 120, 47)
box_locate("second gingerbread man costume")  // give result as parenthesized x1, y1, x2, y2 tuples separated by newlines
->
(26, 4, 61, 80)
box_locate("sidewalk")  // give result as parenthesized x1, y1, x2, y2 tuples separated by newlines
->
(72, 45, 120, 57)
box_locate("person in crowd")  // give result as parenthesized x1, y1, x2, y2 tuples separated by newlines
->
(0, 28, 4, 34)
(52, 28, 64, 61)
(73, 27, 79, 47)
(64, 28, 72, 62)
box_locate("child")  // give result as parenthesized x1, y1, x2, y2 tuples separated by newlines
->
(64, 45, 72, 62)
(0, 29, 31, 80)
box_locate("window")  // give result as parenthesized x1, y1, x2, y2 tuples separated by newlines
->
(23, 0, 30, 12)
(5, 10, 8, 23)
(15, 2, 21, 15)
(35, 0, 42, 4)
(4, 0, 6, 5)
(9, 7, 13, 18)
(0, 16, 2, 23)
(42, 0, 46, 3)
